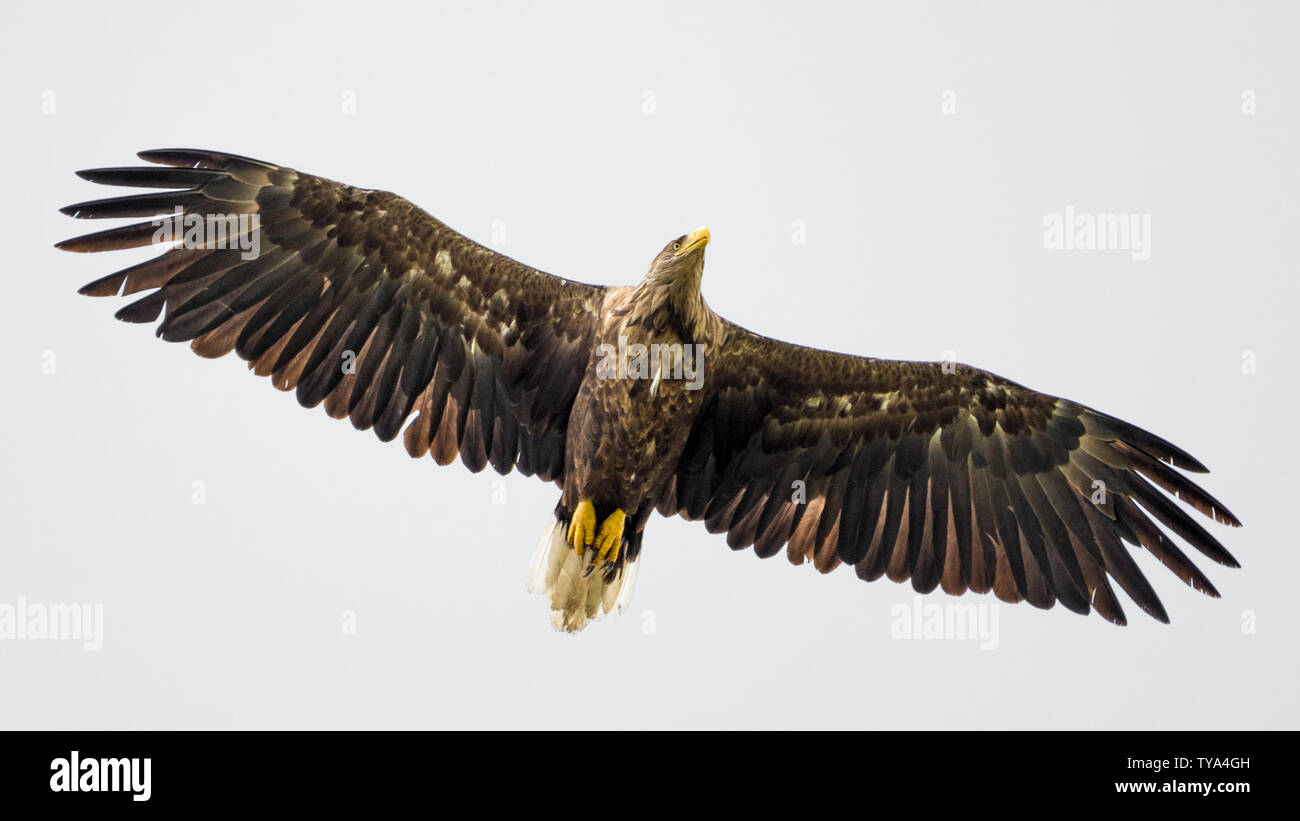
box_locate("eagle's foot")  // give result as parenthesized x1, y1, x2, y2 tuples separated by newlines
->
(567, 500, 597, 556)
(593, 509, 626, 566)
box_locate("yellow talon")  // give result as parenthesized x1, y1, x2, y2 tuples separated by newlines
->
(594, 510, 626, 565)
(568, 500, 597, 555)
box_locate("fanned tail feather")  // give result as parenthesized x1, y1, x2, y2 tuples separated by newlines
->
(526, 516, 639, 632)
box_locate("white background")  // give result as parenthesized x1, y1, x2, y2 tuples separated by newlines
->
(2, 0, 1295, 728)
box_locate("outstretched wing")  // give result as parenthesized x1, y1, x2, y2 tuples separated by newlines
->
(661, 322, 1241, 624)
(58, 149, 605, 482)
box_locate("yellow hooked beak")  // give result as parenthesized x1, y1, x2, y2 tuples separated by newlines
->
(675, 226, 710, 256)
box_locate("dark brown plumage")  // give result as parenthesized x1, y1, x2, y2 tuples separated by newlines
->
(58, 149, 1241, 631)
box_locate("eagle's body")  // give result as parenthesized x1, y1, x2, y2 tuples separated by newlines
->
(59, 149, 1242, 632)
(535, 264, 726, 627)
(566, 278, 720, 521)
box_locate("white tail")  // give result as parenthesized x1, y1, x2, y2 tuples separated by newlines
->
(526, 516, 639, 633)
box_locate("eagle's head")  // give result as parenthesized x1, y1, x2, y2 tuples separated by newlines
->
(646, 227, 710, 289)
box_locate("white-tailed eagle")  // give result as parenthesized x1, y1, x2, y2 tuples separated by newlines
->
(58, 150, 1241, 631)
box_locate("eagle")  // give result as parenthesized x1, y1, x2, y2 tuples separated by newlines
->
(58, 149, 1241, 632)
